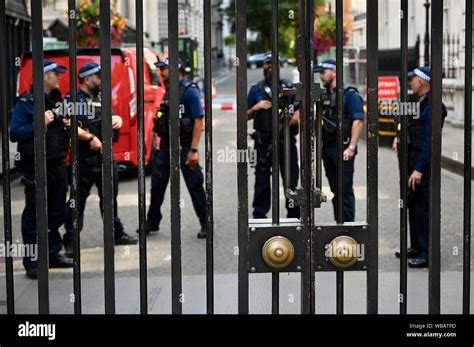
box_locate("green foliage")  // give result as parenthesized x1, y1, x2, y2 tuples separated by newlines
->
(314, 13, 348, 54)
(224, 35, 235, 46)
(225, 0, 324, 56)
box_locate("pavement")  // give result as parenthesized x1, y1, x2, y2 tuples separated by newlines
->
(0, 66, 473, 314)
(441, 121, 474, 176)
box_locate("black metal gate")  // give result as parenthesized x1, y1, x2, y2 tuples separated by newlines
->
(0, 0, 472, 315)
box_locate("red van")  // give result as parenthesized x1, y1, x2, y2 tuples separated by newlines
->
(17, 47, 165, 170)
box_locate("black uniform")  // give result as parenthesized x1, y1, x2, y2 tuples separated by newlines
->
(146, 78, 207, 231)
(10, 89, 69, 271)
(397, 92, 447, 259)
(247, 79, 300, 219)
(63, 89, 126, 244)
(320, 86, 364, 222)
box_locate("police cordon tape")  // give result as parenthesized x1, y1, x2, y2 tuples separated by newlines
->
(202, 97, 236, 111)
(210, 102, 236, 111)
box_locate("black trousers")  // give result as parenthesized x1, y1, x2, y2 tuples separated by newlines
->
(398, 148, 430, 259)
(407, 179, 429, 258)
(21, 160, 67, 270)
(252, 134, 300, 219)
(407, 153, 429, 258)
(64, 156, 125, 244)
(147, 142, 207, 229)
(322, 145, 356, 222)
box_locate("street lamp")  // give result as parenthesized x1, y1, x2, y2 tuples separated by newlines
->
(424, 0, 430, 66)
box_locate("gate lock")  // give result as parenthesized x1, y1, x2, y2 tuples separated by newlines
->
(327, 235, 359, 268)
(262, 236, 295, 269)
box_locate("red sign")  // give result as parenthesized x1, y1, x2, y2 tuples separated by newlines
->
(378, 76, 400, 100)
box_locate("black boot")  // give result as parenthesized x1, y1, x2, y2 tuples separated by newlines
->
(408, 257, 428, 268)
(197, 226, 207, 239)
(25, 268, 38, 280)
(135, 224, 159, 235)
(49, 255, 73, 268)
(64, 242, 74, 258)
(395, 248, 419, 259)
(115, 232, 138, 245)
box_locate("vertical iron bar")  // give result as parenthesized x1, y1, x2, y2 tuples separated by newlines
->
(99, 0, 115, 314)
(463, 0, 472, 315)
(308, 0, 316, 314)
(316, 95, 322, 191)
(204, 0, 214, 315)
(136, 0, 148, 315)
(283, 111, 290, 189)
(399, 0, 408, 315)
(272, 272, 279, 314)
(297, 0, 306, 313)
(298, 0, 315, 314)
(428, 0, 443, 315)
(236, 0, 249, 314)
(31, 0, 50, 314)
(366, 0, 379, 315)
(0, 0, 14, 314)
(271, 0, 280, 225)
(68, 0, 81, 314)
(168, 0, 183, 315)
(271, 0, 280, 315)
(335, 0, 344, 224)
(335, 0, 344, 315)
(424, 0, 430, 67)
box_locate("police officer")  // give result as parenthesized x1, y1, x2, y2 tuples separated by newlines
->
(315, 59, 364, 222)
(144, 59, 207, 239)
(393, 66, 447, 268)
(63, 62, 137, 256)
(247, 52, 300, 219)
(10, 60, 73, 279)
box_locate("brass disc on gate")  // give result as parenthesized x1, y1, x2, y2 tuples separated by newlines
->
(327, 236, 359, 268)
(262, 236, 295, 269)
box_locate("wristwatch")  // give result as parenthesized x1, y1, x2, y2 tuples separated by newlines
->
(88, 134, 96, 143)
(348, 144, 357, 152)
(190, 147, 199, 153)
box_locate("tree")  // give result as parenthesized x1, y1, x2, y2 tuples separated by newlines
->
(314, 13, 348, 54)
(226, 0, 350, 60)
(226, 0, 323, 56)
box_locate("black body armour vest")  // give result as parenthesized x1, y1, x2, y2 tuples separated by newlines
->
(18, 90, 69, 162)
(321, 87, 359, 146)
(407, 94, 429, 155)
(153, 79, 197, 144)
(253, 79, 298, 139)
(77, 91, 119, 159)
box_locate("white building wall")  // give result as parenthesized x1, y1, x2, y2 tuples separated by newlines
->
(349, 0, 473, 125)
